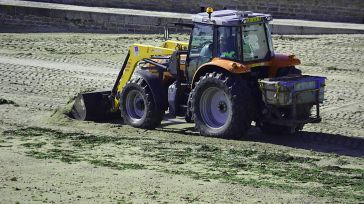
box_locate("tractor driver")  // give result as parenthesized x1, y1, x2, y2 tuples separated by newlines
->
(218, 32, 237, 60)
(200, 43, 213, 58)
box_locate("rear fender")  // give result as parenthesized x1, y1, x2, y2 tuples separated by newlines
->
(268, 53, 301, 77)
(191, 58, 250, 87)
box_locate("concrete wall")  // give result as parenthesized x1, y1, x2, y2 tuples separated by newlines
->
(0, 4, 189, 33)
(1, 2, 363, 35)
(24, 0, 364, 23)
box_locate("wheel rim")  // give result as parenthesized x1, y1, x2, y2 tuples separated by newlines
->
(125, 90, 145, 122)
(199, 87, 230, 129)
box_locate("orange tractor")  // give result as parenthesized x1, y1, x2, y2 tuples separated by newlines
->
(72, 8, 326, 138)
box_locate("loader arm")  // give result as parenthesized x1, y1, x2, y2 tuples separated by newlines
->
(71, 40, 188, 120)
(113, 41, 188, 110)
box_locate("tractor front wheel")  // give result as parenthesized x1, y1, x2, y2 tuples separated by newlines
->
(120, 78, 163, 129)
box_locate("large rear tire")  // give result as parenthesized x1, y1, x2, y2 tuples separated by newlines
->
(120, 78, 163, 129)
(191, 72, 253, 139)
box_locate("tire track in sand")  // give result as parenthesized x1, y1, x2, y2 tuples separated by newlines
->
(0, 56, 118, 110)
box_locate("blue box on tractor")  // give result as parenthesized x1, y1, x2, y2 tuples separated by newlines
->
(259, 75, 326, 106)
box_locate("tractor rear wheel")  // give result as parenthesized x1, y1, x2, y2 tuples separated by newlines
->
(191, 72, 253, 139)
(120, 78, 163, 129)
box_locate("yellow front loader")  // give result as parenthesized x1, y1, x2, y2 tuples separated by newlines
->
(71, 40, 188, 121)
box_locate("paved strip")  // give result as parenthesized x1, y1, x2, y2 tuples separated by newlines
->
(2, 0, 363, 31)
(0, 0, 191, 19)
(1, 0, 364, 34)
(272, 19, 364, 31)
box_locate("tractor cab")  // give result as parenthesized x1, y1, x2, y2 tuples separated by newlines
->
(187, 9, 274, 81)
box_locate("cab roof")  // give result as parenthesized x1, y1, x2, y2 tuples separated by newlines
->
(192, 10, 272, 26)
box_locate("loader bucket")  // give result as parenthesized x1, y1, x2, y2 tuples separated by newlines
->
(71, 90, 119, 121)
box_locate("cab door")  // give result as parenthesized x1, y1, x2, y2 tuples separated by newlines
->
(186, 23, 214, 82)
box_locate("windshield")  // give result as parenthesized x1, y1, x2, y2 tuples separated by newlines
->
(242, 23, 271, 62)
(216, 23, 273, 63)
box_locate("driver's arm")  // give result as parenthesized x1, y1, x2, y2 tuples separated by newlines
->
(200, 43, 212, 57)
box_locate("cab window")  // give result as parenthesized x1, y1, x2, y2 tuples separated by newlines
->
(187, 24, 213, 81)
(242, 23, 270, 62)
(217, 26, 240, 61)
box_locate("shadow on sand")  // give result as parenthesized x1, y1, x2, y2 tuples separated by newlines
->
(247, 128, 364, 157)
(158, 122, 364, 157)
(85, 114, 364, 157)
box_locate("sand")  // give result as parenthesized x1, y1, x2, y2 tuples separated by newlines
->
(0, 33, 363, 203)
